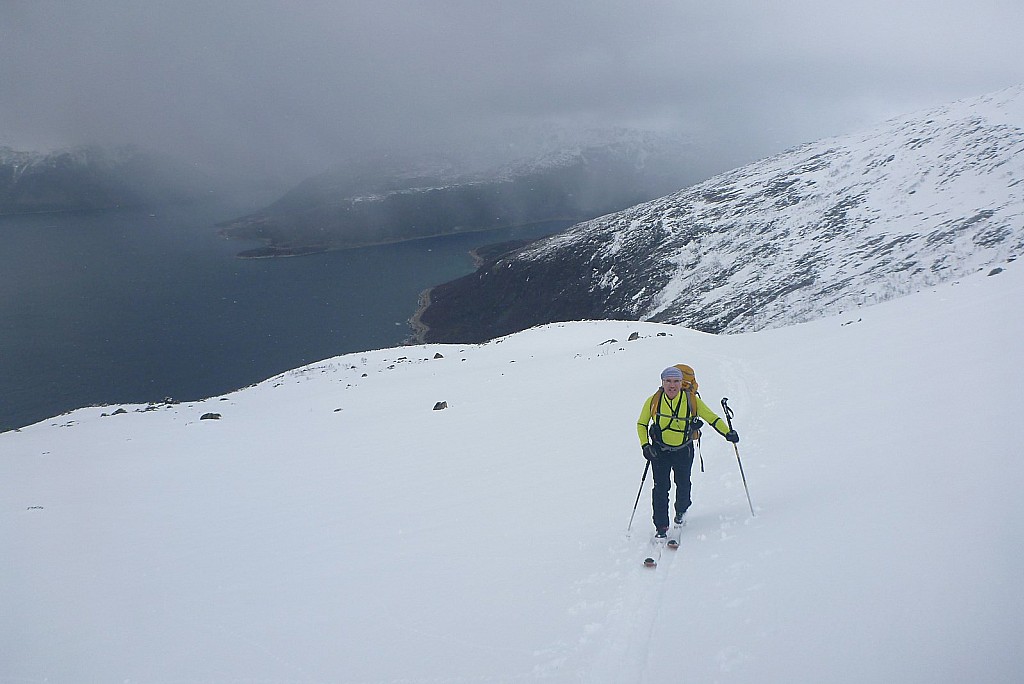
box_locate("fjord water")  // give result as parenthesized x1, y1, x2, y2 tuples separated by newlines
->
(0, 201, 567, 431)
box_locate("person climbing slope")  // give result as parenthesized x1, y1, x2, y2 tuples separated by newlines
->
(637, 365, 739, 536)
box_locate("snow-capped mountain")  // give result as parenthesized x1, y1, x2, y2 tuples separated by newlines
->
(0, 145, 212, 214)
(217, 130, 708, 257)
(415, 86, 1024, 343)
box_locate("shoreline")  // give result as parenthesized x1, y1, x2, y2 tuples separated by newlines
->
(223, 217, 577, 259)
(406, 235, 545, 345)
(406, 287, 433, 345)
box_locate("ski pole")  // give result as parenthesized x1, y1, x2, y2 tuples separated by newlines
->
(721, 398, 756, 517)
(627, 460, 651, 533)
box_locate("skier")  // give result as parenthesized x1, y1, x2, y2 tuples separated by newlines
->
(637, 366, 739, 537)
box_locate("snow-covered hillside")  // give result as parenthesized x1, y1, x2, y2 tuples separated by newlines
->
(217, 128, 705, 258)
(3, 262, 1022, 683)
(416, 86, 1024, 343)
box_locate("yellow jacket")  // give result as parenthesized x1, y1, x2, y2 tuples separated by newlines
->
(637, 390, 729, 448)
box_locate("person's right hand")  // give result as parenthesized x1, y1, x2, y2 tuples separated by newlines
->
(642, 444, 657, 461)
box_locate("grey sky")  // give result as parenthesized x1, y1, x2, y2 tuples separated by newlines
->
(3, 1, 1022, 186)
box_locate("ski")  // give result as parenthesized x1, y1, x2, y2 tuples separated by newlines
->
(666, 521, 684, 549)
(643, 532, 668, 567)
(643, 518, 688, 567)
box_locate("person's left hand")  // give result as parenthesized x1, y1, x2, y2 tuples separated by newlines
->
(725, 430, 740, 443)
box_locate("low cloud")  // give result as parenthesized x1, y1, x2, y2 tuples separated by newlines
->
(3, 1, 1022, 189)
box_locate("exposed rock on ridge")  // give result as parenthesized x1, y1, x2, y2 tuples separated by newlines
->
(415, 86, 1024, 343)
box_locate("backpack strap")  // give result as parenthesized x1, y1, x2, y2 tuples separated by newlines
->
(649, 388, 663, 423)
(648, 388, 664, 445)
(682, 388, 694, 443)
(686, 388, 703, 446)
(650, 387, 688, 446)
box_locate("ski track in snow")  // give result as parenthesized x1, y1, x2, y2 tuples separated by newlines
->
(580, 532, 679, 684)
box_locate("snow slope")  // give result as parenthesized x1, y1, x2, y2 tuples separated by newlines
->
(418, 86, 1024, 344)
(2, 262, 1022, 683)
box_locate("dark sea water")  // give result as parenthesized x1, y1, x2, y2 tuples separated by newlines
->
(0, 201, 569, 431)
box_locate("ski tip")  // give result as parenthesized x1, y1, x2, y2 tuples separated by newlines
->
(667, 540, 679, 549)
(643, 558, 657, 567)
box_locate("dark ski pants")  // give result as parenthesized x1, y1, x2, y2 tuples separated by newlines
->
(651, 443, 695, 531)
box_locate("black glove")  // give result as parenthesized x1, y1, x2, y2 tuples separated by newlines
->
(642, 444, 657, 461)
(725, 430, 740, 444)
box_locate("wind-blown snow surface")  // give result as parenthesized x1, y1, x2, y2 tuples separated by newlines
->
(3, 264, 1022, 683)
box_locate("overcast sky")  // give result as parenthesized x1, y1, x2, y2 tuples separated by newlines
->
(3, 1, 1023, 187)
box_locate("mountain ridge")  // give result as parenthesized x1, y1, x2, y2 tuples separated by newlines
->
(414, 86, 1024, 343)
(0, 145, 213, 214)
(216, 130, 710, 257)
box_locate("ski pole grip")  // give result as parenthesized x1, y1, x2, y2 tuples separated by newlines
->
(721, 397, 735, 430)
